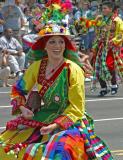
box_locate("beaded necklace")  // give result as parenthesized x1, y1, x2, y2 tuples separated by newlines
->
(45, 59, 64, 77)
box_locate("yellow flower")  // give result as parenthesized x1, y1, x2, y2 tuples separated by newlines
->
(38, 29, 45, 36)
(52, 4, 61, 10)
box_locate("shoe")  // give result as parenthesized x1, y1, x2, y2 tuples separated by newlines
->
(6, 83, 12, 87)
(9, 73, 16, 79)
(85, 78, 91, 82)
(111, 85, 118, 95)
(98, 88, 110, 97)
(16, 71, 23, 79)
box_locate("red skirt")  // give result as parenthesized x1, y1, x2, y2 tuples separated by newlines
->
(106, 49, 115, 71)
(120, 47, 123, 59)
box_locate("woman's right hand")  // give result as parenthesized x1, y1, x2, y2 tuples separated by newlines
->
(20, 106, 34, 119)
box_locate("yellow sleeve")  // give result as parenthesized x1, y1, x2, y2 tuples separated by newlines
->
(114, 17, 123, 35)
(11, 60, 41, 115)
(54, 61, 85, 129)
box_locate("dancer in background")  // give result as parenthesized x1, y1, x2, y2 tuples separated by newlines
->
(91, 1, 123, 96)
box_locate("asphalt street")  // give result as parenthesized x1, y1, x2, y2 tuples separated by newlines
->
(0, 83, 123, 160)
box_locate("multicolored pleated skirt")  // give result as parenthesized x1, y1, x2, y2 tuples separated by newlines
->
(0, 114, 113, 160)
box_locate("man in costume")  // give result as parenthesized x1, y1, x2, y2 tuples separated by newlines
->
(92, 1, 123, 96)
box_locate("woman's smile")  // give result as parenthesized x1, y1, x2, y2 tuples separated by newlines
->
(45, 36, 65, 60)
(52, 50, 62, 54)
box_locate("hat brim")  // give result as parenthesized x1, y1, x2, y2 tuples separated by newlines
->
(32, 34, 76, 52)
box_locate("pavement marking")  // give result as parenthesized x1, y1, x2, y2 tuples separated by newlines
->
(112, 150, 123, 156)
(0, 97, 123, 109)
(115, 153, 123, 156)
(0, 127, 6, 130)
(0, 92, 10, 94)
(112, 150, 123, 153)
(0, 106, 11, 108)
(87, 97, 123, 102)
(95, 117, 123, 122)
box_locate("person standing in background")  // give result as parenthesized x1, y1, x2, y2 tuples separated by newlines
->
(0, 28, 25, 78)
(92, 1, 123, 96)
(0, 7, 4, 36)
(0, 50, 11, 87)
(1, 0, 26, 41)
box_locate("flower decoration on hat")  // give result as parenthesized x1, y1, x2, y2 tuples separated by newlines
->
(35, 0, 73, 36)
(27, 0, 84, 68)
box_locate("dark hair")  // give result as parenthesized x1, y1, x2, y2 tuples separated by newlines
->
(102, 1, 116, 11)
(102, 1, 115, 9)
(23, 7, 30, 14)
(4, 28, 13, 32)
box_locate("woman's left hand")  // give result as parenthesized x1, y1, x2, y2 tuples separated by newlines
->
(40, 123, 59, 135)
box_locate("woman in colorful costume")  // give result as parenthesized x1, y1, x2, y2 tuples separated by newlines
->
(0, 1, 113, 160)
(91, 1, 123, 96)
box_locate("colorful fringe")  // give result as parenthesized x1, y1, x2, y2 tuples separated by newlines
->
(113, 48, 123, 79)
(0, 114, 113, 160)
(81, 113, 113, 159)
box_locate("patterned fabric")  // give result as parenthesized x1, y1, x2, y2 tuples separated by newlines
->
(113, 48, 123, 79)
(41, 127, 88, 160)
(92, 14, 121, 81)
(94, 41, 111, 81)
(23, 143, 43, 160)
(81, 113, 113, 159)
(11, 96, 26, 115)
(0, 115, 113, 159)
(0, 58, 113, 159)
(11, 58, 85, 126)
(6, 116, 46, 130)
(53, 115, 74, 130)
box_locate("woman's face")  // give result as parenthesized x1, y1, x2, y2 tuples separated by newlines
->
(45, 36, 65, 60)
